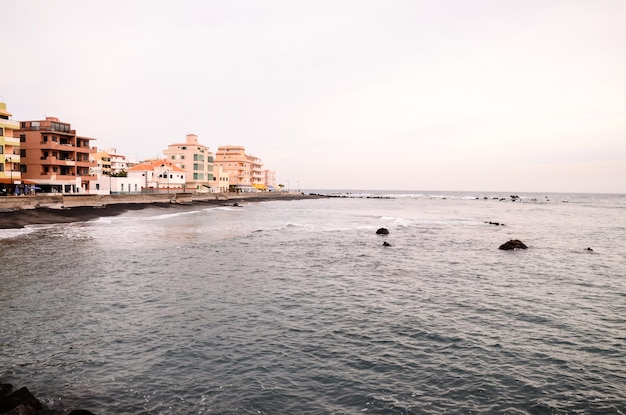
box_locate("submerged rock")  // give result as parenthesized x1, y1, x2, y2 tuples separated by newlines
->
(376, 228, 389, 235)
(499, 239, 528, 250)
(382, 241, 392, 247)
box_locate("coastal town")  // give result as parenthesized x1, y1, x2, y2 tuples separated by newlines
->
(0, 100, 281, 197)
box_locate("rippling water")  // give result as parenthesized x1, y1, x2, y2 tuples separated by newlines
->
(1, 191, 625, 414)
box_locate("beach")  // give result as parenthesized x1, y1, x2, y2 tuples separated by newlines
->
(0, 192, 315, 229)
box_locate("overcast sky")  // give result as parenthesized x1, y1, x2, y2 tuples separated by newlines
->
(2, 0, 625, 193)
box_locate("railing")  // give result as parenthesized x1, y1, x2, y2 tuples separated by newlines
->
(0, 119, 20, 128)
(2, 136, 20, 144)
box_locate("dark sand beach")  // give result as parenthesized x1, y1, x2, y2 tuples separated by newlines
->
(0, 194, 316, 229)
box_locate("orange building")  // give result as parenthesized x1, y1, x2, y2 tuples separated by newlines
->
(0, 101, 21, 194)
(16, 116, 97, 193)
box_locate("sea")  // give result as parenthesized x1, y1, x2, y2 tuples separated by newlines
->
(1, 190, 625, 415)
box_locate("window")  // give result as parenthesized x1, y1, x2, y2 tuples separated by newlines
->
(121, 183, 124, 191)
(20, 149, 26, 157)
(171, 155, 175, 159)
(96, 184, 100, 190)
(0, 164, 3, 172)
(20, 134, 25, 142)
(194, 154, 204, 162)
(0, 127, 3, 136)
(20, 165, 27, 173)
(0, 145, 3, 154)
(180, 155, 185, 160)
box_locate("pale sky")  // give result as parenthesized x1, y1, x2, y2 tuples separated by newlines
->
(2, 0, 625, 193)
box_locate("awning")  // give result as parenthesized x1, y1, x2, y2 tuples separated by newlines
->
(252, 184, 268, 190)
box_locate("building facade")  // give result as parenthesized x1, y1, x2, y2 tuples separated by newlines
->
(0, 102, 21, 195)
(105, 148, 128, 174)
(128, 159, 186, 193)
(215, 145, 252, 192)
(16, 116, 97, 193)
(163, 134, 214, 193)
(248, 154, 266, 190)
(263, 169, 277, 191)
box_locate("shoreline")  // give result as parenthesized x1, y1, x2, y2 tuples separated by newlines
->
(0, 192, 319, 230)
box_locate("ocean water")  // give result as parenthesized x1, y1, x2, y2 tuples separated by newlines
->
(1, 191, 625, 414)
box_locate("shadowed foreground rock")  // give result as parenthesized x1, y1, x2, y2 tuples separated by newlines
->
(499, 239, 528, 250)
(376, 227, 389, 235)
(0, 382, 95, 415)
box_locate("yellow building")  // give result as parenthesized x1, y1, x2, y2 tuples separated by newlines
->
(0, 101, 21, 194)
(90, 150, 112, 176)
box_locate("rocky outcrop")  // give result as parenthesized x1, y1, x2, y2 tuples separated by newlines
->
(0, 382, 94, 415)
(376, 228, 389, 235)
(498, 239, 528, 250)
(382, 241, 392, 247)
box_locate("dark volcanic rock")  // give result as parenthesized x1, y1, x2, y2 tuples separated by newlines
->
(382, 241, 392, 247)
(499, 239, 528, 250)
(376, 228, 389, 235)
(0, 386, 42, 414)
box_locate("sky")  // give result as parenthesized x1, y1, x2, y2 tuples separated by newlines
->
(2, 0, 625, 193)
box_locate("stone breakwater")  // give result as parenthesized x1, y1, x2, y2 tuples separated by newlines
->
(0, 192, 316, 229)
(0, 382, 94, 415)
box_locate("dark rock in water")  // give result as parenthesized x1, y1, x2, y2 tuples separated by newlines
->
(0, 382, 95, 415)
(232, 203, 241, 207)
(586, 247, 594, 252)
(376, 228, 389, 235)
(9, 404, 38, 415)
(486, 221, 504, 226)
(0, 386, 42, 413)
(382, 241, 392, 247)
(499, 239, 528, 250)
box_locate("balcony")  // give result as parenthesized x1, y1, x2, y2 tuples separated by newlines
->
(1, 136, 20, 144)
(0, 118, 20, 129)
(39, 156, 75, 166)
(39, 141, 77, 149)
(3, 154, 20, 163)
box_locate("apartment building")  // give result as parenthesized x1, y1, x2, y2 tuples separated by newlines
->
(214, 145, 252, 192)
(16, 116, 97, 193)
(263, 169, 277, 191)
(163, 134, 214, 193)
(247, 154, 266, 190)
(0, 102, 21, 194)
(105, 148, 128, 174)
